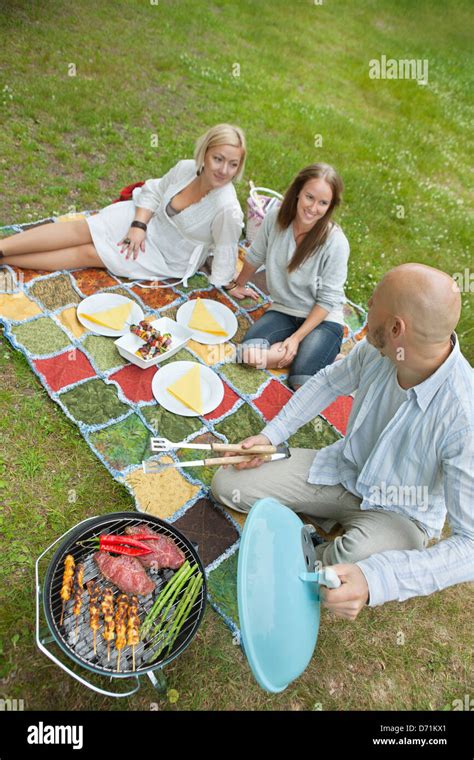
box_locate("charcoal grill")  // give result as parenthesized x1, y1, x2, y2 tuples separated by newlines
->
(36, 512, 206, 698)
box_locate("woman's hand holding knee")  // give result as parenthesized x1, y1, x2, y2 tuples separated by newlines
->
(277, 334, 300, 368)
(117, 227, 146, 260)
(223, 434, 272, 470)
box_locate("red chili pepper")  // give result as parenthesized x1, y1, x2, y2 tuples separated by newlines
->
(79, 533, 156, 555)
(122, 533, 163, 541)
(100, 541, 151, 557)
(99, 533, 153, 550)
(99, 534, 151, 557)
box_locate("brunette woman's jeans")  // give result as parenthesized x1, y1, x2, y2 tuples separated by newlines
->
(241, 309, 344, 388)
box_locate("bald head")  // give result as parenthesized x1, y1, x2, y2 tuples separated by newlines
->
(375, 264, 461, 345)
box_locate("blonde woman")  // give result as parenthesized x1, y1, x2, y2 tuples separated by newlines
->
(234, 163, 349, 389)
(1, 123, 253, 290)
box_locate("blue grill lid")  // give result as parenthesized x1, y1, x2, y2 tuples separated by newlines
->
(237, 497, 322, 693)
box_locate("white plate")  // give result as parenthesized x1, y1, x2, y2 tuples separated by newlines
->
(114, 317, 194, 370)
(77, 293, 143, 337)
(176, 299, 237, 345)
(152, 361, 224, 417)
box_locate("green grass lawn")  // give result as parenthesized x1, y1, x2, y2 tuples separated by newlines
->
(0, 0, 473, 711)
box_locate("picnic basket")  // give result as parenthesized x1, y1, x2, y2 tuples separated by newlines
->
(246, 182, 283, 243)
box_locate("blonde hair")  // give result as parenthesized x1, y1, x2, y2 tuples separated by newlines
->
(194, 123, 246, 181)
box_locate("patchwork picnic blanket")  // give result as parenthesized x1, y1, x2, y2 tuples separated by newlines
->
(0, 212, 367, 637)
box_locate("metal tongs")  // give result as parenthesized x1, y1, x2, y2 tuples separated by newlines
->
(143, 437, 291, 473)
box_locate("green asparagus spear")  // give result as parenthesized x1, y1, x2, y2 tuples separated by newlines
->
(164, 574, 203, 655)
(149, 572, 203, 662)
(149, 563, 199, 639)
(140, 561, 191, 639)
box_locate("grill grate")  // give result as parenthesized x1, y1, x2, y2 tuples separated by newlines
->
(45, 514, 206, 676)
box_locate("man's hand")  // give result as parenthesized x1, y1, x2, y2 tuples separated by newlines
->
(223, 434, 272, 470)
(320, 564, 369, 620)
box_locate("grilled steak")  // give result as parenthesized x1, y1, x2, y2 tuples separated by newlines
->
(125, 525, 186, 570)
(93, 552, 155, 596)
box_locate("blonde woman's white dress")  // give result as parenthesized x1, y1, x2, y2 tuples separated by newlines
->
(86, 159, 244, 286)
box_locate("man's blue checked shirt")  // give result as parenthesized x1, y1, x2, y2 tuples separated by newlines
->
(262, 335, 474, 606)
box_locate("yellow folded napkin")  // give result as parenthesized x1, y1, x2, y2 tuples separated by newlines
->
(188, 298, 227, 336)
(166, 364, 203, 415)
(82, 301, 133, 330)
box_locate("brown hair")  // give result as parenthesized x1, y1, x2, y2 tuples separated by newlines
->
(277, 163, 344, 273)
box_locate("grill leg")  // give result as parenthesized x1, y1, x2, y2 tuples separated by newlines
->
(147, 668, 167, 694)
(39, 626, 55, 645)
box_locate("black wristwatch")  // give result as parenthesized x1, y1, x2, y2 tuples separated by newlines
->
(131, 220, 148, 232)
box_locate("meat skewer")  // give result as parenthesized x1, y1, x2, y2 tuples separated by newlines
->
(72, 563, 84, 642)
(101, 586, 115, 661)
(127, 595, 140, 672)
(115, 593, 129, 672)
(60, 554, 76, 626)
(87, 580, 101, 655)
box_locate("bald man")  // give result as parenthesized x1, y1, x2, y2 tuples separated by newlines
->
(211, 264, 473, 620)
